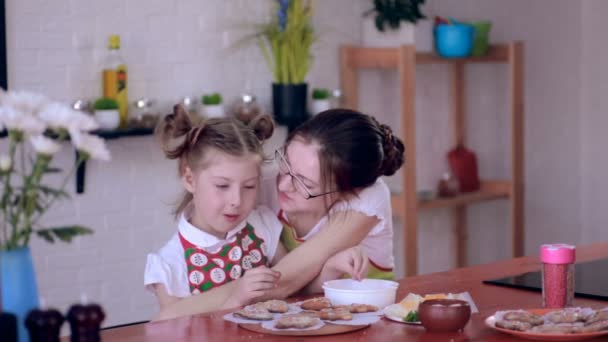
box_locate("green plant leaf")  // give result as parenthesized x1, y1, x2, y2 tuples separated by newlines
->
(43, 166, 63, 174)
(36, 226, 93, 244)
(93, 97, 119, 110)
(37, 185, 70, 199)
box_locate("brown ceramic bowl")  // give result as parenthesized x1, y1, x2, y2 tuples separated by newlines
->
(418, 299, 471, 332)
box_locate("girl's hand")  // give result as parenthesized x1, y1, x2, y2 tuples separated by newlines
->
(228, 266, 281, 308)
(325, 246, 368, 281)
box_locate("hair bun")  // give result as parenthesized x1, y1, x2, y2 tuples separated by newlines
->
(379, 124, 405, 176)
(156, 104, 194, 159)
(247, 114, 274, 141)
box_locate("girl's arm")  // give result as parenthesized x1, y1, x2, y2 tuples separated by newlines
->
(152, 282, 237, 321)
(153, 266, 280, 321)
(263, 211, 378, 299)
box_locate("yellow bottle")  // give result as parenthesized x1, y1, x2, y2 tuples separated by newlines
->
(103, 35, 128, 127)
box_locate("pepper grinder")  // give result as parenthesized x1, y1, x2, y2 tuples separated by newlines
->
(25, 307, 64, 342)
(66, 303, 105, 342)
(0, 312, 18, 342)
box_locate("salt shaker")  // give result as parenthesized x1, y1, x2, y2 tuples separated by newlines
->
(540, 243, 575, 308)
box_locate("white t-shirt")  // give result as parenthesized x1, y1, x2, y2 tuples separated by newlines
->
(144, 205, 282, 298)
(257, 168, 394, 270)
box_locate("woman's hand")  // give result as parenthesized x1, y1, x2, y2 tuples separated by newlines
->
(223, 266, 281, 309)
(324, 246, 368, 281)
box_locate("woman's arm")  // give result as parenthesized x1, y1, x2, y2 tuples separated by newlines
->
(263, 211, 378, 299)
(300, 245, 369, 295)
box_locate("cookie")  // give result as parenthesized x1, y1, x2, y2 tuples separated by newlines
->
(300, 297, 332, 311)
(275, 313, 321, 329)
(318, 307, 353, 321)
(233, 305, 273, 321)
(259, 299, 289, 313)
(335, 303, 379, 313)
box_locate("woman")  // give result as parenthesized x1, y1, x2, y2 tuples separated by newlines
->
(260, 108, 405, 285)
(154, 108, 405, 320)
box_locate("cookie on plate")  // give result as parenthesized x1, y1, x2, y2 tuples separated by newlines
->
(275, 313, 321, 329)
(300, 297, 332, 311)
(233, 305, 273, 321)
(258, 299, 289, 313)
(335, 303, 379, 313)
(318, 307, 353, 321)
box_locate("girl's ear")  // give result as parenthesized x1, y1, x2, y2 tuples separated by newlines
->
(182, 166, 196, 193)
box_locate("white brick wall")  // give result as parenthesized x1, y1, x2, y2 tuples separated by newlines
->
(4, 0, 366, 329)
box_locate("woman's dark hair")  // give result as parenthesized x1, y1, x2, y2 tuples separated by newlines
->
(156, 104, 274, 217)
(286, 108, 405, 196)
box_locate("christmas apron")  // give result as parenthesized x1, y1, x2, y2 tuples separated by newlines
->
(179, 223, 268, 294)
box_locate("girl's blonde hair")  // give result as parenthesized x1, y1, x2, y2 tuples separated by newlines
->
(156, 104, 274, 217)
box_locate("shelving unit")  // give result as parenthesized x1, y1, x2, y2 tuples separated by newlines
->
(340, 42, 524, 276)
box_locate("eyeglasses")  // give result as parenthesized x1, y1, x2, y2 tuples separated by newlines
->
(274, 148, 337, 200)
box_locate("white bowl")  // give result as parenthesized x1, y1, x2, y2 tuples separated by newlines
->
(322, 278, 399, 309)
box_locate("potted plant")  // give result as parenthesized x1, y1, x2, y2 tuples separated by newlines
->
(93, 97, 120, 130)
(362, 0, 432, 50)
(257, 0, 315, 131)
(0, 90, 110, 342)
(311, 88, 331, 115)
(200, 93, 224, 118)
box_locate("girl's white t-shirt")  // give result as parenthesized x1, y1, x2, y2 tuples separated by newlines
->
(144, 205, 282, 298)
(257, 168, 395, 270)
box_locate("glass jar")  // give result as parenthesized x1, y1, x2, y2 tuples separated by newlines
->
(233, 94, 261, 124)
(540, 244, 575, 308)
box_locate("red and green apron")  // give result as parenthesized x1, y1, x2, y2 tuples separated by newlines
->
(180, 223, 268, 294)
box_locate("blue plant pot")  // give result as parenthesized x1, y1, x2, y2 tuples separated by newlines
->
(1, 247, 40, 342)
(434, 24, 475, 58)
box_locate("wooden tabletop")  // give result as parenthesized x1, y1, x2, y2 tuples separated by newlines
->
(100, 242, 608, 341)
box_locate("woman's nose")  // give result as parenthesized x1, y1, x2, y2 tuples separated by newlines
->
(277, 173, 294, 192)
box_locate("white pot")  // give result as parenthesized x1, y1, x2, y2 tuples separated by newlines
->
(311, 99, 331, 115)
(362, 17, 433, 51)
(94, 109, 120, 130)
(203, 104, 225, 118)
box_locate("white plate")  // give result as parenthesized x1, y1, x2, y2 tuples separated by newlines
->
(383, 304, 421, 325)
(384, 312, 421, 325)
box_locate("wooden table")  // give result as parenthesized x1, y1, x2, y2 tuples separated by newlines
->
(100, 242, 608, 341)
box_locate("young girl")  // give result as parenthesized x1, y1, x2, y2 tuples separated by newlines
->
(144, 106, 367, 319)
(144, 105, 287, 314)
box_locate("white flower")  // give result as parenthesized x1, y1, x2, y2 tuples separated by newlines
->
(29, 135, 62, 156)
(0, 154, 11, 171)
(1, 90, 49, 116)
(38, 102, 98, 132)
(0, 105, 46, 135)
(70, 130, 111, 161)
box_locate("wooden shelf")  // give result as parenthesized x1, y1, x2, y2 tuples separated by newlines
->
(340, 43, 525, 276)
(391, 180, 512, 217)
(341, 44, 510, 69)
(0, 126, 155, 140)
